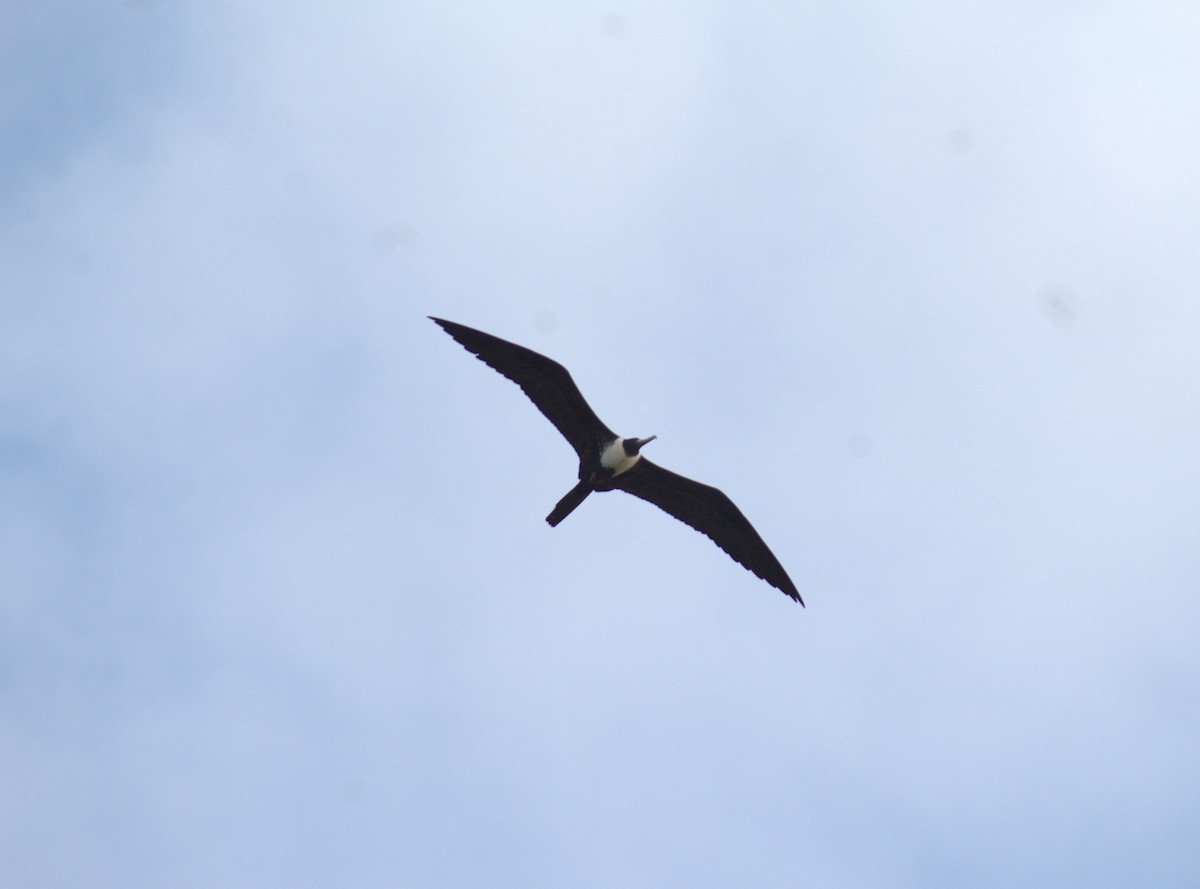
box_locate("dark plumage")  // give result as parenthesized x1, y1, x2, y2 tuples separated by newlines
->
(430, 317, 802, 604)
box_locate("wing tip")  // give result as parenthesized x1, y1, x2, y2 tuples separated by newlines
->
(772, 575, 804, 606)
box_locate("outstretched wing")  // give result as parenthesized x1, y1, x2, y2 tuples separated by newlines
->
(612, 458, 802, 604)
(430, 317, 615, 458)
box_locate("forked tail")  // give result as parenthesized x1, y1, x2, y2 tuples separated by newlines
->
(546, 480, 592, 526)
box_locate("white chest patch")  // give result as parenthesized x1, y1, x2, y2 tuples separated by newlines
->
(600, 437, 641, 475)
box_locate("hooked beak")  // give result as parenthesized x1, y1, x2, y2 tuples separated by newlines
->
(635, 435, 657, 451)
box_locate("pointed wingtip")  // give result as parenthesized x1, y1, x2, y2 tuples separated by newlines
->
(781, 583, 805, 606)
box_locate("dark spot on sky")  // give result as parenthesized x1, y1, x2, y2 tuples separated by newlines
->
(283, 170, 312, 196)
(1037, 283, 1078, 330)
(847, 432, 874, 459)
(946, 127, 974, 155)
(370, 222, 418, 257)
(600, 13, 629, 39)
(533, 308, 558, 335)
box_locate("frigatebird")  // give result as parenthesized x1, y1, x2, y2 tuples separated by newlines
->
(430, 317, 802, 604)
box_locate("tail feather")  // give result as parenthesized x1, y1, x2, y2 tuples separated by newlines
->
(546, 481, 592, 526)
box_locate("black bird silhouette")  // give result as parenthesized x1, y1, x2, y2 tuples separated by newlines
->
(430, 317, 802, 604)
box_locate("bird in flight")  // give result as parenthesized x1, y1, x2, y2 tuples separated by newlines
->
(430, 317, 802, 604)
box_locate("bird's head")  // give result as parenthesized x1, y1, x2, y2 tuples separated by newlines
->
(623, 435, 657, 456)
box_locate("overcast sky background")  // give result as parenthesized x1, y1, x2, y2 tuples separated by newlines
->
(3, 2, 1199, 887)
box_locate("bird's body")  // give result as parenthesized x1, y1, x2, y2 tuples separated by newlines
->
(600, 436, 645, 476)
(545, 434, 658, 527)
(430, 317, 803, 604)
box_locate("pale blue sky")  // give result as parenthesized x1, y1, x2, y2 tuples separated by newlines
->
(3, 3, 1199, 887)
